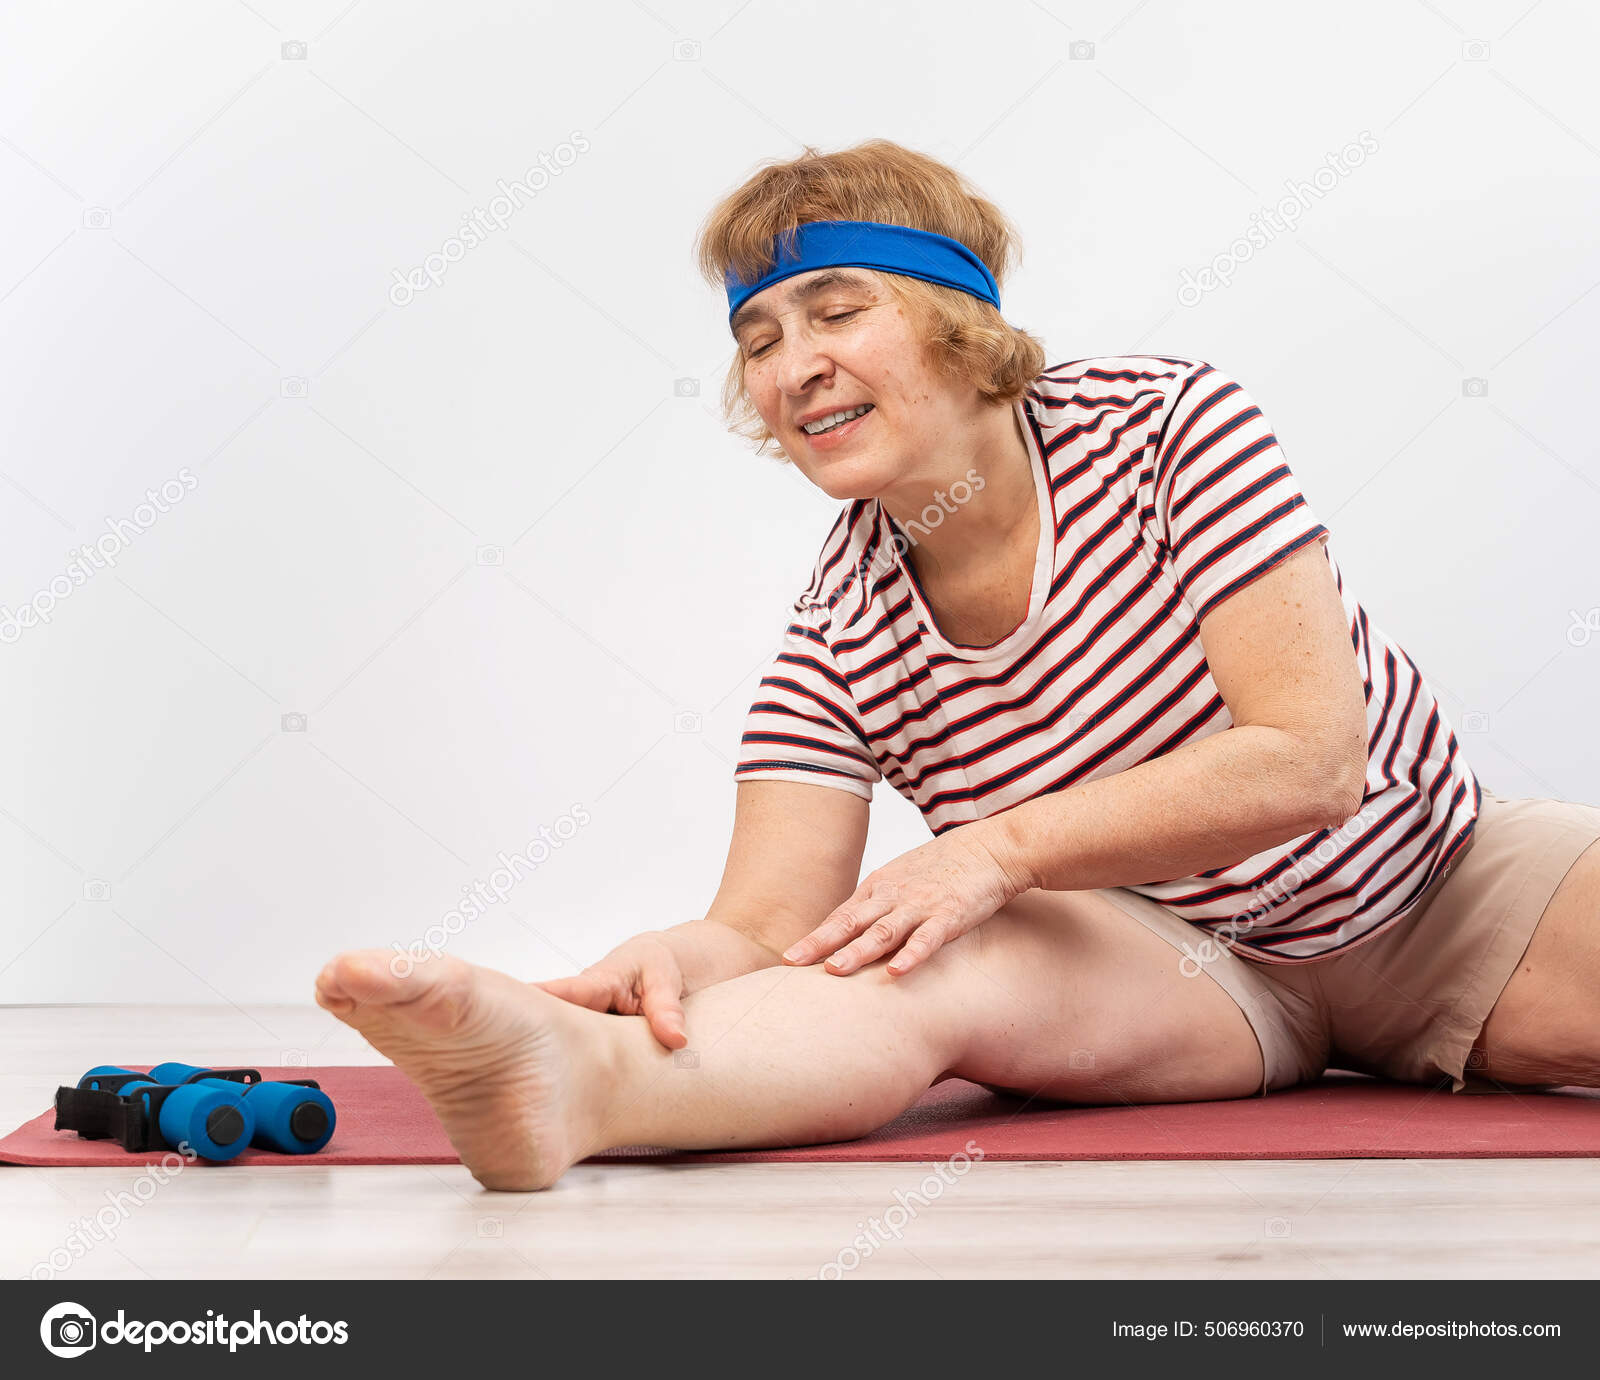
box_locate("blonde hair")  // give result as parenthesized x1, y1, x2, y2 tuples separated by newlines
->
(694, 139, 1046, 459)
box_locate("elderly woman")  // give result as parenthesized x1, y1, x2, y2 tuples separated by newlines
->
(316, 140, 1600, 1191)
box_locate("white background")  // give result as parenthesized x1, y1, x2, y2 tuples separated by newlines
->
(3, 0, 1597, 1007)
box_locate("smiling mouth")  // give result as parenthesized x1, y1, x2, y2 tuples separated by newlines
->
(801, 403, 875, 437)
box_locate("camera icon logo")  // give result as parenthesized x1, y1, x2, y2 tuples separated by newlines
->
(82, 880, 111, 902)
(1069, 1048, 1095, 1069)
(1069, 40, 1096, 60)
(477, 1217, 503, 1237)
(1264, 1217, 1291, 1238)
(281, 712, 308, 733)
(282, 40, 308, 60)
(673, 1050, 699, 1068)
(281, 1048, 308, 1068)
(1461, 710, 1491, 733)
(1462, 40, 1490, 61)
(82, 208, 111, 229)
(673, 39, 701, 61)
(674, 377, 700, 397)
(674, 711, 702, 734)
(281, 377, 309, 399)
(1461, 377, 1488, 398)
(41, 1301, 97, 1357)
(476, 545, 504, 566)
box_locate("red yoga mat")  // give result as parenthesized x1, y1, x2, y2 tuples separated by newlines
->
(3, 1065, 1598, 1168)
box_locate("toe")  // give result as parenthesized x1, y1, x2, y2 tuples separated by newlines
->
(314, 983, 356, 1016)
(318, 950, 484, 1040)
(317, 949, 407, 1007)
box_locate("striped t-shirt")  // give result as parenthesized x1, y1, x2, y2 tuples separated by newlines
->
(734, 355, 1480, 964)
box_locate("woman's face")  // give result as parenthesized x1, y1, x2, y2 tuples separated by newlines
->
(732, 268, 977, 501)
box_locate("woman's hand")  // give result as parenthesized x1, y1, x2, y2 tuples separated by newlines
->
(536, 932, 688, 1049)
(780, 821, 1035, 977)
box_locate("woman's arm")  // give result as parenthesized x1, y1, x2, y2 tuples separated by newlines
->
(646, 779, 872, 983)
(994, 539, 1368, 892)
(783, 543, 1369, 975)
(538, 779, 869, 1044)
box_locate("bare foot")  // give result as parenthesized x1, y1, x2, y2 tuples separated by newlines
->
(314, 950, 607, 1191)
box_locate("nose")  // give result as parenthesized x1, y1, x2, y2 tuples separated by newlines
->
(773, 327, 833, 397)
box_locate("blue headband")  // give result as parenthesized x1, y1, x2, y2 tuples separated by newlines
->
(724, 220, 1001, 327)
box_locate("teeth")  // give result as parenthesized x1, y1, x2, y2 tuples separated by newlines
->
(803, 404, 872, 435)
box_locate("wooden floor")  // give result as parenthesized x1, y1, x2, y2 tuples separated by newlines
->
(3, 1006, 1597, 1279)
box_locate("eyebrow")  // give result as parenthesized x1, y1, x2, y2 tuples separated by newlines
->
(729, 269, 875, 339)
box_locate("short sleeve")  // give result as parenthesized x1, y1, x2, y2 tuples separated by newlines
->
(733, 604, 880, 800)
(1152, 364, 1330, 621)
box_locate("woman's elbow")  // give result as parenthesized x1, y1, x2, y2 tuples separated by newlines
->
(1305, 742, 1370, 831)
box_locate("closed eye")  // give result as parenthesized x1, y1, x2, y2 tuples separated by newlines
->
(745, 310, 860, 359)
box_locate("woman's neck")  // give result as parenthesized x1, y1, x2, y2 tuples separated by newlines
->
(880, 403, 1036, 583)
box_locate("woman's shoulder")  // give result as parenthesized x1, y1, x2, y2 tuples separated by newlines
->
(1022, 356, 1248, 483)
(787, 498, 890, 636)
(1025, 354, 1215, 417)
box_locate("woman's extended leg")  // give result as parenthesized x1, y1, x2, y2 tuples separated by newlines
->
(315, 889, 1264, 1190)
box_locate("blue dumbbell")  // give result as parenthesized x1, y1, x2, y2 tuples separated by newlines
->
(78, 1065, 143, 1091)
(149, 1063, 335, 1154)
(77, 1065, 255, 1161)
(153, 1082, 256, 1161)
(147, 1062, 220, 1085)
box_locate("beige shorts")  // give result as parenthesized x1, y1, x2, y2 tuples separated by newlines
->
(1100, 787, 1600, 1095)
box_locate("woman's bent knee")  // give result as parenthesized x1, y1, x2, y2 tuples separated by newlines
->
(943, 889, 1268, 1103)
